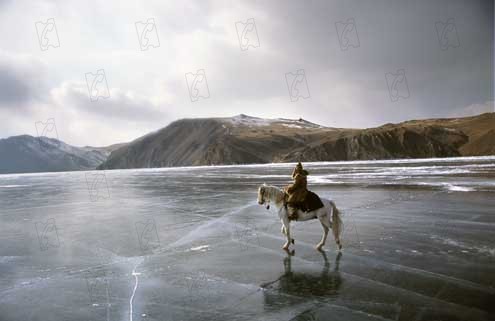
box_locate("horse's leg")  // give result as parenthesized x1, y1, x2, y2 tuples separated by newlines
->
(330, 202, 343, 250)
(282, 214, 291, 250)
(279, 208, 294, 246)
(316, 208, 332, 250)
(280, 225, 294, 243)
(283, 223, 291, 250)
(317, 220, 329, 251)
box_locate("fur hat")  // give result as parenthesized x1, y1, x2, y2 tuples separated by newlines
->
(295, 164, 308, 176)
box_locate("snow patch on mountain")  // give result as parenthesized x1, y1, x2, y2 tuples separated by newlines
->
(226, 114, 273, 127)
(225, 114, 325, 129)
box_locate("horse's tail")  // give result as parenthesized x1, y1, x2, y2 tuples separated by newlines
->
(330, 201, 343, 249)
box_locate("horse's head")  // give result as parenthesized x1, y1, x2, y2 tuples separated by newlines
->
(257, 184, 270, 210)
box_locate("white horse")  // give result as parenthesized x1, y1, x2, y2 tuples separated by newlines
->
(257, 184, 343, 251)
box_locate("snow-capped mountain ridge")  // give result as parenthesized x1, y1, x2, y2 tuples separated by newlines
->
(225, 114, 325, 129)
(99, 113, 495, 169)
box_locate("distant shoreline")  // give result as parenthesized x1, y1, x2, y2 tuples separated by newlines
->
(1, 155, 494, 176)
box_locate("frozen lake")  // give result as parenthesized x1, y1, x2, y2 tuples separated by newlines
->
(0, 157, 494, 321)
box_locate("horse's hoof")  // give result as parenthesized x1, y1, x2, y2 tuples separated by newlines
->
(283, 248, 295, 255)
(291, 239, 295, 244)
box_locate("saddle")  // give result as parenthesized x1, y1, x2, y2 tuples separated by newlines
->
(287, 190, 324, 213)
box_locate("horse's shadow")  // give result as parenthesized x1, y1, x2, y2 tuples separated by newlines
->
(261, 250, 342, 308)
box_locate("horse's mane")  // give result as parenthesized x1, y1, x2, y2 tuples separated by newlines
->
(262, 184, 282, 193)
(261, 184, 285, 203)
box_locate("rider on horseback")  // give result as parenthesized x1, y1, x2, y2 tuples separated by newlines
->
(284, 162, 309, 220)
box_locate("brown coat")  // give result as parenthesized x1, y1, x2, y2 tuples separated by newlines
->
(285, 165, 309, 204)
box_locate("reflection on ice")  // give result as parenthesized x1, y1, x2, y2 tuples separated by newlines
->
(261, 251, 342, 303)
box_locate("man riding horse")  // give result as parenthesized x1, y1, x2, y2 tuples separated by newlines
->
(284, 162, 315, 220)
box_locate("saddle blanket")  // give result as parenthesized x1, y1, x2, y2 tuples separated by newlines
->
(293, 190, 324, 212)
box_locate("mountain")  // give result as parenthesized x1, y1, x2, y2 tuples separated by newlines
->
(281, 113, 495, 162)
(0, 135, 119, 174)
(98, 113, 495, 169)
(82, 143, 128, 156)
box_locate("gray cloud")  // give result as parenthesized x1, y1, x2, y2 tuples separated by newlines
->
(0, 52, 48, 107)
(52, 82, 167, 123)
(0, 0, 492, 145)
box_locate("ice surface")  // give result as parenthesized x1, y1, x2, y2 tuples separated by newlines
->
(0, 157, 494, 321)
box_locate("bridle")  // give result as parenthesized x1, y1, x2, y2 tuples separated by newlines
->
(259, 186, 270, 210)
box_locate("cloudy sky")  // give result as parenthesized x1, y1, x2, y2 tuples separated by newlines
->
(0, 0, 493, 146)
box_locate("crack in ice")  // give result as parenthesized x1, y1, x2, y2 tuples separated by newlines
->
(129, 267, 141, 321)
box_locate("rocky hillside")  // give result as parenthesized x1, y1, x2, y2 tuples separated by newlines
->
(0, 135, 117, 174)
(98, 113, 495, 169)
